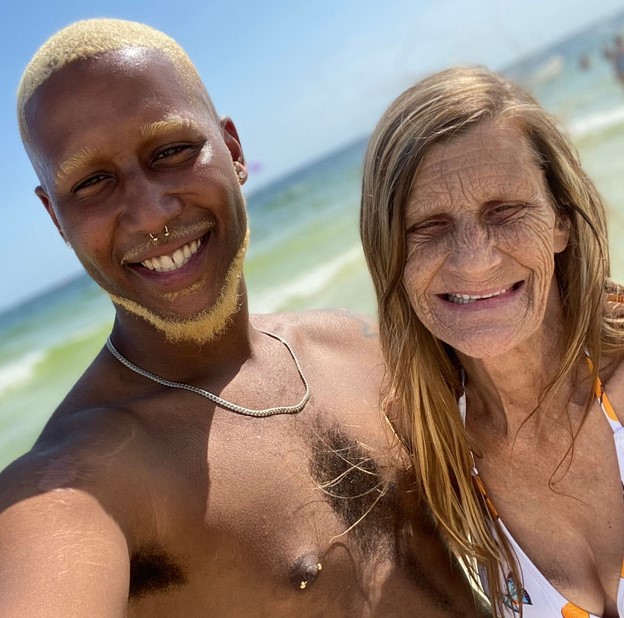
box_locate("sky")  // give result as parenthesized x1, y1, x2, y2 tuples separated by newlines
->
(3, 0, 624, 313)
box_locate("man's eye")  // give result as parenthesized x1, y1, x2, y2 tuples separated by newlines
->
(72, 174, 108, 193)
(153, 144, 195, 162)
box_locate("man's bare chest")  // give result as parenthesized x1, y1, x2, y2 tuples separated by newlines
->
(127, 413, 407, 600)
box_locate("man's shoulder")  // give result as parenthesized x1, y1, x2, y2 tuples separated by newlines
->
(0, 404, 144, 514)
(252, 310, 384, 410)
(254, 309, 379, 349)
(0, 408, 133, 615)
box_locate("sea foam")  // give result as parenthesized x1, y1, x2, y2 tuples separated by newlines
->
(0, 350, 46, 398)
(568, 105, 624, 139)
(251, 245, 364, 313)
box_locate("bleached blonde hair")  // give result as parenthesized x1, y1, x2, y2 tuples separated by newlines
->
(18, 18, 214, 143)
(360, 66, 618, 616)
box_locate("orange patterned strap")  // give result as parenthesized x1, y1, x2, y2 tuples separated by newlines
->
(472, 473, 499, 520)
(585, 355, 620, 424)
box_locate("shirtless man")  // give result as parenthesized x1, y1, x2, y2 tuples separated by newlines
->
(0, 19, 487, 617)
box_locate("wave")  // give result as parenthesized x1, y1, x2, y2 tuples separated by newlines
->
(529, 55, 564, 86)
(61, 322, 111, 347)
(251, 245, 364, 312)
(568, 106, 624, 139)
(0, 350, 46, 398)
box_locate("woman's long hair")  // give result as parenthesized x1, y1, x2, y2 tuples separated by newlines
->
(360, 66, 618, 616)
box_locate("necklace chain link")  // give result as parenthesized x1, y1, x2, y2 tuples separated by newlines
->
(105, 329, 311, 418)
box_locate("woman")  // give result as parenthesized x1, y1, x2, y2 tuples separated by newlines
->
(360, 66, 624, 617)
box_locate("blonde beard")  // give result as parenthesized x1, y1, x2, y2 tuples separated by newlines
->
(109, 232, 248, 345)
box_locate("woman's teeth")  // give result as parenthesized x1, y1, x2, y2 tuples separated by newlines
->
(447, 288, 509, 304)
(141, 238, 202, 272)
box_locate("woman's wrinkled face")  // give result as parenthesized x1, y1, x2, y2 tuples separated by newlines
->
(402, 119, 569, 359)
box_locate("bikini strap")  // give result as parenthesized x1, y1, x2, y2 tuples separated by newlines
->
(585, 355, 624, 491)
(585, 355, 623, 433)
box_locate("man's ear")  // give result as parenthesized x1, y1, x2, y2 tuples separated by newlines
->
(35, 186, 67, 242)
(220, 117, 245, 167)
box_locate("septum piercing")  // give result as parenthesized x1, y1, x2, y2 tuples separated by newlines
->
(149, 225, 169, 243)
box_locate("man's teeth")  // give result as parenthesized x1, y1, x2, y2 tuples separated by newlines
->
(447, 288, 509, 304)
(141, 239, 201, 272)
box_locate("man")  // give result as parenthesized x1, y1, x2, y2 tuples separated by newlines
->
(0, 19, 488, 617)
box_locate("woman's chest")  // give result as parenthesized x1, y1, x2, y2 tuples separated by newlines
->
(475, 416, 624, 614)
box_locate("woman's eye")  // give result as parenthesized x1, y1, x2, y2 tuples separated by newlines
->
(488, 203, 525, 223)
(408, 219, 450, 239)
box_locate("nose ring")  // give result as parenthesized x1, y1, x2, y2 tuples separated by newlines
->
(149, 226, 169, 243)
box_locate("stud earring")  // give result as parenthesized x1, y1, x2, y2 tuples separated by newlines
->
(234, 162, 246, 185)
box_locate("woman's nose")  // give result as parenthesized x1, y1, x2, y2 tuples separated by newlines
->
(446, 220, 502, 277)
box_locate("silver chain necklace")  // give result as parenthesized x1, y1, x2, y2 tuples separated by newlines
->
(105, 329, 310, 418)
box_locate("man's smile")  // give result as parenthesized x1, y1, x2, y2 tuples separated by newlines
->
(121, 220, 216, 271)
(141, 237, 203, 272)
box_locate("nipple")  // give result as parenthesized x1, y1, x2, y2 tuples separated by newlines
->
(290, 553, 323, 591)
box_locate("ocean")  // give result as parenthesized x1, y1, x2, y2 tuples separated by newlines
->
(3, 12, 624, 471)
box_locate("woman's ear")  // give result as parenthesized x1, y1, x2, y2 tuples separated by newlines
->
(553, 213, 570, 254)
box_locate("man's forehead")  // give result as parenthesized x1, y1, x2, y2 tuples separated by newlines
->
(24, 49, 217, 176)
(25, 47, 214, 134)
(41, 48, 190, 92)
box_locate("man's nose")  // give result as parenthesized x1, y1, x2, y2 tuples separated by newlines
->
(119, 172, 183, 235)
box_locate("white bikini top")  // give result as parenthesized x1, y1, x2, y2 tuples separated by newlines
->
(458, 371, 624, 617)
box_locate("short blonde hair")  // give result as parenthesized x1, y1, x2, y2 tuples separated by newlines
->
(18, 18, 211, 142)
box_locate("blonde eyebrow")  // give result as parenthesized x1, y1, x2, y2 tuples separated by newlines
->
(139, 117, 201, 141)
(55, 146, 100, 185)
(54, 118, 202, 186)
